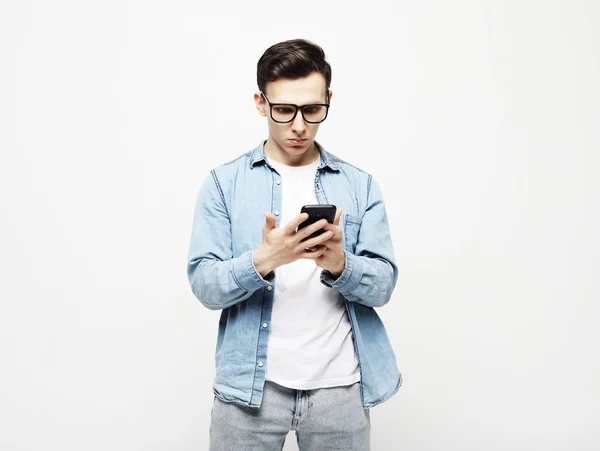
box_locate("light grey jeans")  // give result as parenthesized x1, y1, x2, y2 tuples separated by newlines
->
(209, 381, 370, 451)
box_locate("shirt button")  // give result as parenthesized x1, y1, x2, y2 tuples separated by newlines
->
(262, 322, 268, 328)
(273, 211, 280, 216)
(257, 361, 264, 367)
(275, 179, 281, 185)
(267, 286, 272, 291)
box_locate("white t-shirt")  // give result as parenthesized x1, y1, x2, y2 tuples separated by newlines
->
(265, 156, 360, 390)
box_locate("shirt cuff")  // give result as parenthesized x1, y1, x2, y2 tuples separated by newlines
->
(231, 250, 274, 292)
(320, 251, 363, 295)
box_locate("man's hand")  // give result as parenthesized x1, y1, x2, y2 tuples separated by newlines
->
(253, 212, 334, 277)
(303, 208, 346, 278)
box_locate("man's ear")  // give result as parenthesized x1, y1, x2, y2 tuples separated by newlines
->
(327, 89, 333, 103)
(254, 91, 267, 117)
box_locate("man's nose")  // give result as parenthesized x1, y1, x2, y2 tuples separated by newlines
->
(291, 109, 306, 133)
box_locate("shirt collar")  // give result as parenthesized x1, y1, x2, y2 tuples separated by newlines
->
(250, 140, 340, 171)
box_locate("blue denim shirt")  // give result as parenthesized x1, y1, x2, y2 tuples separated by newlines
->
(187, 140, 402, 408)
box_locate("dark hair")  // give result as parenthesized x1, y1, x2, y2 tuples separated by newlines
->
(257, 39, 332, 96)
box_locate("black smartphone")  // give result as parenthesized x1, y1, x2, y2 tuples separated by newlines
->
(297, 204, 337, 241)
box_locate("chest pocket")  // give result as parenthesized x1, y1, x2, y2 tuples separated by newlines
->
(343, 214, 362, 254)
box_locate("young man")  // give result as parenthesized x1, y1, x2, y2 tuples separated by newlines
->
(187, 39, 402, 451)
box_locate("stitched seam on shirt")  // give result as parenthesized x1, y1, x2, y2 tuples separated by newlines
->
(214, 392, 260, 409)
(210, 169, 229, 218)
(229, 252, 264, 292)
(343, 253, 364, 294)
(345, 302, 365, 404)
(248, 287, 267, 407)
(345, 215, 362, 225)
(229, 262, 244, 291)
(362, 374, 403, 408)
(347, 261, 364, 293)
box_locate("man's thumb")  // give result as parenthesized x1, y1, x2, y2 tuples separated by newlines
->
(264, 212, 277, 230)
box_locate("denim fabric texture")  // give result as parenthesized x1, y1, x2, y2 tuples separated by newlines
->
(187, 140, 402, 408)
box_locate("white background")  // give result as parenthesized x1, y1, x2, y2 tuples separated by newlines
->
(1, 1, 599, 450)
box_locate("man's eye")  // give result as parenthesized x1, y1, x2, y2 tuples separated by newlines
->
(276, 107, 294, 114)
(305, 106, 320, 114)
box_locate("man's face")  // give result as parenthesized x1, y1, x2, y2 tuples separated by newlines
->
(255, 72, 331, 163)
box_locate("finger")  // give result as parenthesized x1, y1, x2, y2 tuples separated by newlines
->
(296, 219, 329, 241)
(333, 207, 342, 226)
(264, 212, 277, 230)
(322, 223, 342, 236)
(284, 213, 310, 234)
(301, 245, 327, 259)
(299, 230, 334, 250)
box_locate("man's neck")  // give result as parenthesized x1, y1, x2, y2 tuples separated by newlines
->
(264, 138, 319, 167)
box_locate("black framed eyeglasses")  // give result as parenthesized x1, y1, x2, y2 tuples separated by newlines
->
(261, 92, 330, 124)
